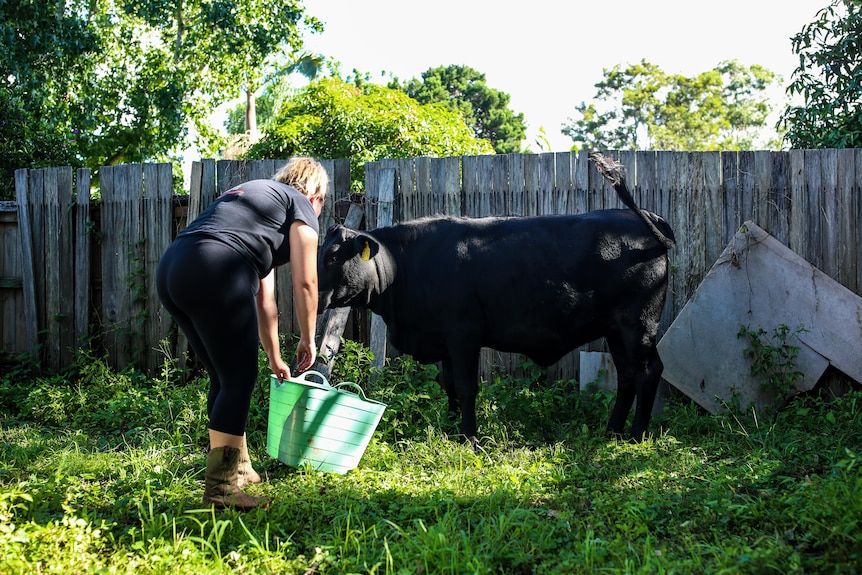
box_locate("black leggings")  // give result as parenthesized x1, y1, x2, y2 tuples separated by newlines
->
(156, 237, 261, 436)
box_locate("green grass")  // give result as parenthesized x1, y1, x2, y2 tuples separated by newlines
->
(1, 341, 860, 574)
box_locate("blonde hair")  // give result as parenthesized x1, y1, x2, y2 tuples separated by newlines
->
(273, 156, 329, 200)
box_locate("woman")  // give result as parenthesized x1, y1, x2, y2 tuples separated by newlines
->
(157, 156, 327, 509)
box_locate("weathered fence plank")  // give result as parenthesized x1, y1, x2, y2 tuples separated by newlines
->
(29, 170, 46, 346)
(508, 154, 525, 216)
(701, 152, 723, 279)
(51, 168, 76, 367)
(820, 148, 839, 280)
(100, 165, 131, 367)
(475, 155, 493, 217)
(0, 202, 25, 354)
(856, 149, 862, 295)
(75, 169, 91, 352)
(143, 163, 173, 372)
(789, 149, 807, 255)
(554, 151, 573, 215)
(767, 151, 791, 243)
(738, 151, 757, 227)
(490, 154, 508, 216)
(462, 155, 480, 218)
(396, 157, 417, 222)
(369, 168, 396, 370)
(572, 152, 590, 215)
(836, 149, 857, 292)
(414, 157, 431, 219)
(721, 152, 740, 244)
(13, 169, 38, 359)
(688, 152, 707, 299)
(43, 169, 62, 367)
(804, 149, 823, 270)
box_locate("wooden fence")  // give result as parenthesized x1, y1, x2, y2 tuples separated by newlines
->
(2, 158, 351, 374)
(1, 150, 860, 382)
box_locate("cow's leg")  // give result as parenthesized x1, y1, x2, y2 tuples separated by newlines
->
(605, 354, 637, 439)
(438, 359, 460, 425)
(445, 342, 481, 444)
(629, 347, 663, 440)
(606, 331, 662, 441)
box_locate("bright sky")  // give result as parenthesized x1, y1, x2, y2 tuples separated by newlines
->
(300, 0, 828, 152)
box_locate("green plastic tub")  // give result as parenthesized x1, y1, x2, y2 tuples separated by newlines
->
(266, 370, 387, 474)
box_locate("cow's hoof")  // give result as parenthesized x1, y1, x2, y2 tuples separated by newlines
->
(455, 434, 481, 450)
(465, 435, 489, 455)
(629, 431, 651, 444)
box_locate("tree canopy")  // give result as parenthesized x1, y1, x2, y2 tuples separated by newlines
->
(0, 0, 321, 199)
(779, 0, 862, 149)
(0, 0, 97, 197)
(248, 77, 494, 191)
(224, 53, 332, 137)
(390, 65, 526, 154)
(563, 59, 779, 151)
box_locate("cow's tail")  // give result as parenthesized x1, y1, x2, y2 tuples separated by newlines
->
(589, 152, 675, 250)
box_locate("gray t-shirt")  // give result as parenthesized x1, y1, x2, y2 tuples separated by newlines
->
(179, 179, 319, 278)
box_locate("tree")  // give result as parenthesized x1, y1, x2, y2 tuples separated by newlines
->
(249, 77, 494, 191)
(0, 0, 322, 199)
(80, 0, 323, 165)
(779, 0, 862, 149)
(563, 60, 779, 151)
(225, 52, 331, 136)
(0, 87, 82, 199)
(0, 0, 98, 198)
(391, 65, 526, 154)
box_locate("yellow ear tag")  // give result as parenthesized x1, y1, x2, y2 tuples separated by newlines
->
(361, 241, 371, 261)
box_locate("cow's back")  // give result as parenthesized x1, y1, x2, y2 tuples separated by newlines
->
(375, 211, 671, 365)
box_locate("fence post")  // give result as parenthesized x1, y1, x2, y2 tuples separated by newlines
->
(14, 169, 38, 363)
(368, 168, 395, 371)
(75, 169, 92, 353)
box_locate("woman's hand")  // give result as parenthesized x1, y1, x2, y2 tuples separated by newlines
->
(294, 336, 316, 373)
(270, 355, 291, 383)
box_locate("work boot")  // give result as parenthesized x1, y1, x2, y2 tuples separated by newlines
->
(206, 439, 265, 489)
(237, 457, 262, 489)
(237, 436, 264, 489)
(203, 446, 269, 510)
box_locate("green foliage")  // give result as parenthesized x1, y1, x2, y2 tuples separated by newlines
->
(225, 92, 277, 135)
(81, 0, 322, 167)
(248, 77, 494, 192)
(738, 323, 806, 411)
(0, 0, 322, 199)
(0, 349, 207, 445)
(390, 65, 527, 154)
(0, 87, 80, 199)
(563, 59, 780, 151)
(0, 0, 96, 199)
(224, 52, 331, 135)
(779, 0, 862, 148)
(1, 341, 861, 573)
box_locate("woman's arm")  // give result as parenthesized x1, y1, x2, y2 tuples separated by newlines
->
(257, 269, 291, 381)
(289, 220, 319, 372)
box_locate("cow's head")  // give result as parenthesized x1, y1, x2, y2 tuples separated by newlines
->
(317, 224, 381, 313)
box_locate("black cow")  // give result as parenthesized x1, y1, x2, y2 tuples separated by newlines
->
(318, 154, 675, 443)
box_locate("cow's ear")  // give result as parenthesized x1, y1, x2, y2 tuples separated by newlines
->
(355, 236, 379, 261)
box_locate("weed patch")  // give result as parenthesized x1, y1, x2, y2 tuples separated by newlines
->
(1, 342, 860, 573)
